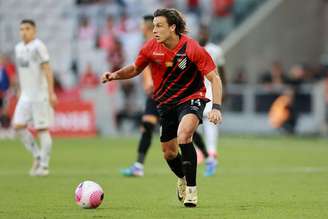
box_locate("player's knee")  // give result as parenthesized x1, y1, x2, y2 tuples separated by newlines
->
(37, 128, 49, 133)
(162, 144, 178, 160)
(141, 121, 155, 135)
(14, 124, 27, 132)
(142, 115, 158, 124)
(163, 150, 178, 160)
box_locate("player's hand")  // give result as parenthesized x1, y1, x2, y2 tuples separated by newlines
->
(101, 72, 116, 84)
(207, 109, 222, 125)
(49, 92, 58, 108)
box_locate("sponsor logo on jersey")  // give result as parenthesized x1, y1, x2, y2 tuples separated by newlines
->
(153, 52, 164, 56)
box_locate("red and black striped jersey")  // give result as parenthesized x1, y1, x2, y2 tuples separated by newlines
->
(135, 34, 216, 112)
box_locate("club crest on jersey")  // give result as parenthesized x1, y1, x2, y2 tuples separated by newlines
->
(178, 57, 187, 70)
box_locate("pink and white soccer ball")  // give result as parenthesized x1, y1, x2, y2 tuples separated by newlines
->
(75, 180, 104, 209)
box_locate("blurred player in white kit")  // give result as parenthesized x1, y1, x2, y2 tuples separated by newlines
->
(13, 19, 57, 176)
(198, 24, 226, 176)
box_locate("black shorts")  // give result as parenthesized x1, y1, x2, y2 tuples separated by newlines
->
(144, 97, 159, 117)
(159, 99, 207, 142)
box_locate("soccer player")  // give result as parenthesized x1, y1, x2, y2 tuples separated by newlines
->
(13, 20, 57, 176)
(121, 15, 211, 177)
(102, 9, 223, 207)
(120, 15, 159, 177)
(198, 24, 227, 176)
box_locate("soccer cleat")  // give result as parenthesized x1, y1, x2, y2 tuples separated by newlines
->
(184, 186, 198, 207)
(29, 156, 41, 176)
(34, 166, 49, 176)
(121, 163, 144, 177)
(176, 177, 186, 202)
(204, 157, 218, 177)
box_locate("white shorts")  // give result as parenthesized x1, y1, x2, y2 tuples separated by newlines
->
(12, 98, 54, 129)
(203, 101, 212, 116)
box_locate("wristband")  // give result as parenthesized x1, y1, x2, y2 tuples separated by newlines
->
(212, 103, 222, 111)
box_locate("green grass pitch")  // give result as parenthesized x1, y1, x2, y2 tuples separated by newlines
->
(0, 135, 327, 219)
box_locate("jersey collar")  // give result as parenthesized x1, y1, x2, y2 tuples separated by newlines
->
(160, 34, 187, 55)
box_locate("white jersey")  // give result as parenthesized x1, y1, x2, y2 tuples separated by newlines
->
(15, 38, 50, 101)
(204, 43, 225, 113)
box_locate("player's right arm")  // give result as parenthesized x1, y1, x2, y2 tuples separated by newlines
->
(101, 40, 152, 84)
(101, 64, 145, 83)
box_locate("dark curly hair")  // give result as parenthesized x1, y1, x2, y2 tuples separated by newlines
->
(153, 8, 187, 36)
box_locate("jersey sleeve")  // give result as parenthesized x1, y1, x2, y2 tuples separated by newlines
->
(36, 41, 50, 64)
(189, 41, 217, 76)
(134, 40, 152, 70)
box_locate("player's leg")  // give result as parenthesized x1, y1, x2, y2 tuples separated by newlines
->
(162, 138, 183, 177)
(193, 131, 209, 159)
(137, 115, 158, 164)
(203, 117, 219, 156)
(12, 99, 41, 175)
(177, 113, 199, 207)
(161, 138, 186, 202)
(121, 115, 157, 176)
(176, 99, 206, 207)
(203, 117, 219, 176)
(32, 101, 54, 176)
(160, 110, 186, 202)
(136, 98, 159, 165)
(15, 125, 40, 160)
(35, 128, 52, 176)
(15, 124, 41, 175)
(121, 97, 159, 176)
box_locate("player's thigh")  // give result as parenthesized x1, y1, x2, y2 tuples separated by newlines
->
(177, 99, 206, 143)
(178, 114, 199, 133)
(12, 99, 32, 128)
(143, 97, 159, 124)
(31, 101, 54, 130)
(177, 114, 199, 143)
(159, 110, 179, 143)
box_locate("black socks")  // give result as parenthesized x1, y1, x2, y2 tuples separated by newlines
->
(166, 153, 184, 178)
(137, 122, 155, 164)
(193, 132, 209, 158)
(179, 142, 197, 186)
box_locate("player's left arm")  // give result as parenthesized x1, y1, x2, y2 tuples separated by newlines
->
(206, 70, 223, 125)
(41, 62, 57, 108)
(37, 41, 57, 107)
